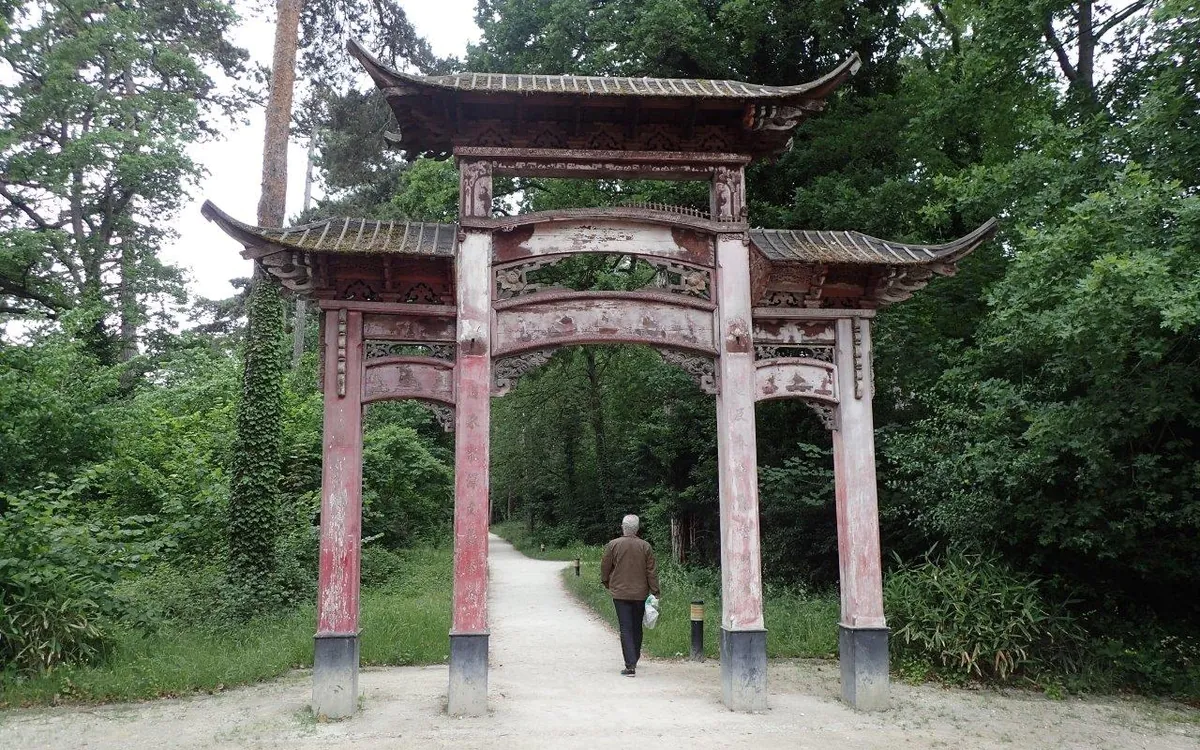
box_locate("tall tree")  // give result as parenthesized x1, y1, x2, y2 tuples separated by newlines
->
(0, 0, 248, 358)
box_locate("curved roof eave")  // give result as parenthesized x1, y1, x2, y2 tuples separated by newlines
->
(347, 39, 860, 102)
(750, 218, 999, 267)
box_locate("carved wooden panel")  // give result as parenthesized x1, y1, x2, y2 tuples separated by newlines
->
(494, 254, 711, 302)
(754, 359, 838, 403)
(493, 293, 717, 356)
(361, 358, 455, 404)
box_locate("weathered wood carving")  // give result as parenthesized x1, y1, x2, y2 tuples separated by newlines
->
(492, 349, 555, 395)
(364, 341, 455, 361)
(754, 344, 834, 363)
(336, 308, 348, 397)
(656, 348, 718, 395)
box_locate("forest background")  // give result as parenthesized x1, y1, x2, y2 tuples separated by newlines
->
(1, 0, 1198, 704)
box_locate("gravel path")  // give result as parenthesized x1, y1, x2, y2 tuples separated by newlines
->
(1, 534, 1196, 749)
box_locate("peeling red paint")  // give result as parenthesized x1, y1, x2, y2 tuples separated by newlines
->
(317, 309, 364, 636)
(452, 231, 492, 635)
(832, 318, 885, 629)
(714, 235, 766, 631)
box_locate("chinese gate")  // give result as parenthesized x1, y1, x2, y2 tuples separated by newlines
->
(205, 39, 997, 720)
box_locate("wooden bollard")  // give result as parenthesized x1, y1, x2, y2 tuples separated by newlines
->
(574, 557, 581, 576)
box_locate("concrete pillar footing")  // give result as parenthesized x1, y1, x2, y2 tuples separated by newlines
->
(312, 632, 360, 720)
(448, 632, 489, 716)
(839, 624, 889, 711)
(720, 627, 768, 711)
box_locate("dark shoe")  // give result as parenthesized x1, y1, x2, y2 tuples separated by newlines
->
(620, 668, 636, 676)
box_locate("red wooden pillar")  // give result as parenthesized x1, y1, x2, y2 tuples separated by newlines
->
(832, 315, 889, 710)
(448, 160, 493, 716)
(712, 166, 768, 711)
(312, 306, 364, 719)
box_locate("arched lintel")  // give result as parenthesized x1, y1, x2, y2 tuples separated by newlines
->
(361, 358, 455, 407)
(754, 357, 839, 405)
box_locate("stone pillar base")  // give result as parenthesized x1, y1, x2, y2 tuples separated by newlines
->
(312, 632, 360, 720)
(720, 627, 768, 711)
(448, 632, 489, 716)
(839, 625, 889, 711)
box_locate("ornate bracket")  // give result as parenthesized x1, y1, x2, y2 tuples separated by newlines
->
(656, 348, 718, 395)
(808, 401, 838, 431)
(492, 350, 556, 395)
(417, 401, 455, 432)
(745, 103, 821, 132)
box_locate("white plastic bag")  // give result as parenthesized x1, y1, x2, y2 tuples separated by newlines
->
(643, 594, 659, 629)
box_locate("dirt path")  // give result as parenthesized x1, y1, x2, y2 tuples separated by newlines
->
(1, 534, 1197, 749)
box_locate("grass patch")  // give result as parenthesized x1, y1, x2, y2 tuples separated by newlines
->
(0, 547, 452, 708)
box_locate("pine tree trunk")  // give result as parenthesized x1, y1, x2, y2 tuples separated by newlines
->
(228, 0, 302, 613)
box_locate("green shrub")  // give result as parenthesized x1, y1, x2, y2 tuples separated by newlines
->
(360, 545, 408, 589)
(0, 486, 158, 674)
(884, 549, 1085, 682)
(114, 563, 227, 631)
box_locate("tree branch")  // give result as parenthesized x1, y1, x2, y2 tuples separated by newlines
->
(0, 183, 55, 230)
(1094, 0, 1150, 41)
(1043, 12, 1078, 82)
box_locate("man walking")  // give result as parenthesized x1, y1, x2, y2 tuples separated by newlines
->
(600, 514, 661, 676)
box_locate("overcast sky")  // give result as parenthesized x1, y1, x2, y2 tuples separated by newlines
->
(164, 1, 480, 302)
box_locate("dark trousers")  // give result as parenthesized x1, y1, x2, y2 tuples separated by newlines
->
(613, 598, 646, 669)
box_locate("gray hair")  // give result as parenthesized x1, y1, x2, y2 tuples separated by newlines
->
(622, 514, 640, 536)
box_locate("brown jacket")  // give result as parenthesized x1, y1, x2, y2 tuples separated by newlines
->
(601, 535, 661, 601)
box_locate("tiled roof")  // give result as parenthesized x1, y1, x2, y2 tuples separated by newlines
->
(201, 202, 456, 257)
(348, 40, 861, 101)
(750, 219, 999, 265)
